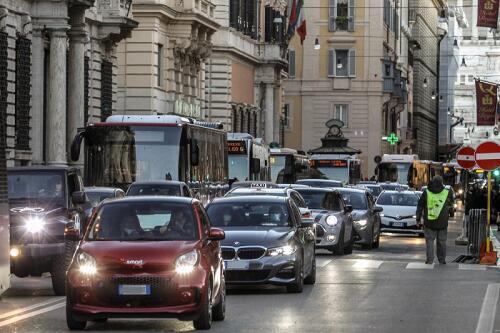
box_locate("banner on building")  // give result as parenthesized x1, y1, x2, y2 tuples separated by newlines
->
(475, 80, 498, 126)
(477, 0, 499, 28)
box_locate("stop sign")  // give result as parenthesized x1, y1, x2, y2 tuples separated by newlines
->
(475, 141, 500, 171)
(457, 146, 477, 169)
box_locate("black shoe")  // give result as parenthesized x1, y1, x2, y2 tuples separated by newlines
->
(425, 260, 433, 265)
(439, 261, 446, 265)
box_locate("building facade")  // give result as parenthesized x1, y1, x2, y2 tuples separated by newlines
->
(117, 0, 218, 120)
(0, 0, 136, 166)
(283, 0, 411, 178)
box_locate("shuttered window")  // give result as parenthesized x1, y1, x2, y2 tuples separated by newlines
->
(329, 0, 355, 32)
(15, 37, 31, 151)
(328, 48, 356, 77)
(288, 49, 296, 78)
(329, 0, 337, 31)
(100, 60, 113, 122)
(0, 32, 7, 202)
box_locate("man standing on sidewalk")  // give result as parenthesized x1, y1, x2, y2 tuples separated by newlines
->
(416, 176, 454, 264)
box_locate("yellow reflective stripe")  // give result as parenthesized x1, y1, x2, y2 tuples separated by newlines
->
(426, 189, 449, 220)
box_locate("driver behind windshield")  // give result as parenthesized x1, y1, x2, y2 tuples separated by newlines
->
(121, 214, 144, 238)
(159, 210, 194, 239)
(268, 205, 287, 225)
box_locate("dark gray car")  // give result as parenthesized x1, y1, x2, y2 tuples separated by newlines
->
(126, 181, 192, 197)
(337, 188, 383, 249)
(85, 187, 125, 207)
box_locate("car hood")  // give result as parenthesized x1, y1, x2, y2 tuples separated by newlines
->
(220, 227, 294, 248)
(379, 205, 416, 218)
(78, 240, 199, 271)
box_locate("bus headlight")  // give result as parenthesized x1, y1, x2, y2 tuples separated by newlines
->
(326, 215, 338, 226)
(25, 217, 45, 233)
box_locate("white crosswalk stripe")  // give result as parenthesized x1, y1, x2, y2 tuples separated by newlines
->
(352, 260, 384, 269)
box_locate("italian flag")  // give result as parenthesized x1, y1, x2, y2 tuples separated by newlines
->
(295, 0, 307, 43)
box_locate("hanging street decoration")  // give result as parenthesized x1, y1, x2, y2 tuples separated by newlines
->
(475, 79, 498, 126)
(477, 0, 500, 28)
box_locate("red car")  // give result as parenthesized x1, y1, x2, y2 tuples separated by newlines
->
(65, 196, 226, 330)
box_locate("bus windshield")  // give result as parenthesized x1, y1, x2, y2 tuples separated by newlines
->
(228, 155, 249, 182)
(270, 155, 286, 183)
(84, 126, 182, 187)
(315, 167, 348, 183)
(378, 163, 411, 184)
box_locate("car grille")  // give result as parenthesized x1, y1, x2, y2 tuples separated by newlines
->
(315, 224, 326, 238)
(221, 248, 236, 260)
(237, 248, 266, 260)
(225, 270, 271, 282)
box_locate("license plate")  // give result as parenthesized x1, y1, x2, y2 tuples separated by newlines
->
(118, 284, 151, 295)
(392, 222, 404, 227)
(225, 260, 249, 270)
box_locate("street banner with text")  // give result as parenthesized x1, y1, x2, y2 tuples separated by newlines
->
(475, 80, 498, 126)
(477, 0, 500, 28)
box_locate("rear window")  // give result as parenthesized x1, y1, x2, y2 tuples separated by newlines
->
(206, 201, 291, 227)
(86, 191, 115, 206)
(339, 192, 367, 210)
(295, 190, 342, 211)
(296, 180, 342, 188)
(226, 191, 286, 197)
(376, 193, 418, 207)
(127, 184, 181, 196)
(87, 201, 198, 241)
(366, 186, 382, 196)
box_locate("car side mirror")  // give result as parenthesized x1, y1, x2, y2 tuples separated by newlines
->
(65, 222, 81, 241)
(344, 205, 353, 213)
(72, 191, 87, 205)
(190, 139, 200, 166)
(299, 218, 315, 228)
(208, 227, 225, 241)
(373, 206, 383, 213)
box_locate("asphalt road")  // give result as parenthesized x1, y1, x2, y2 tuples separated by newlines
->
(1, 210, 500, 333)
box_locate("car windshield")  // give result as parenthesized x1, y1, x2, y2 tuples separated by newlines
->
(380, 184, 400, 191)
(295, 190, 341, 211)
(8, 172, 65, 203)
(206, 202, 291, 227)
(86, 191, 115, 206)
(127, 184, 181, 196)
(228, 155, 249, 182)
(297, 180, 342, 188)
(366, 186, 382, 196)
(376, 193, 419, 207)
(226, 191, 286, 197)
(87, 201, 198, 241)
(270, 155, 286, 183)
(339, 192, 367, 210)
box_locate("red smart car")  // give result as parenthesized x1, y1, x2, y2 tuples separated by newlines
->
(65, 196, 226, 330)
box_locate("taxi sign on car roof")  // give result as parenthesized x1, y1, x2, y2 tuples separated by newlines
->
(251, 183, 267, 188)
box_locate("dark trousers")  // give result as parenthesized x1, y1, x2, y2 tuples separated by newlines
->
(424, 227, 447, 263)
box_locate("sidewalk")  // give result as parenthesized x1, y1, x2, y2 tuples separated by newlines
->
(490, 227, 500, 266)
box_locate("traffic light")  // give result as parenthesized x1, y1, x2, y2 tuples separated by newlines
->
(493, 169, 500, 177)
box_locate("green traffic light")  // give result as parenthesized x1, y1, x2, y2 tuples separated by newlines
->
(494, 169, 500, 177)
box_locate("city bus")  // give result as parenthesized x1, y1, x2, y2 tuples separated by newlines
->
(227, 133, 270, 182)
(71, 115, 228, 202)
(309, 154, 362, 185)
(270, 148, 311, 183)
(443, 162, 464, 198)
(0, 181, 8, 296)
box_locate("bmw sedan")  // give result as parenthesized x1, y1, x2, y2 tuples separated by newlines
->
(337, 188, 383, 249)
(296, 179, 343, 188)
(295, 188, 354, 255)
(206, 196, 316, 293)
(376, 190, 422, 236)
(65, 197, 226, 330)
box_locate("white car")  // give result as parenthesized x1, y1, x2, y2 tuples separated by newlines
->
(376, 190, 422, 236)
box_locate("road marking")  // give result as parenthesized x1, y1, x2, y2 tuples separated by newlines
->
(317, 259, 333, 268)
(475, 283, 500, 333)
(352, 260, 383, 269)
(406, 262, 435, 269)
(0, 297, 64, 320)
(0, 301, 65, 328)
(459, 264, 487, 271)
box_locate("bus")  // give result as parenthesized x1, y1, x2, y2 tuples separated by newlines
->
(0, 181, 8, 296)
(309, 154, 362, 185)
(443, 162, 464, 198)
(71, 115, 228, 202)
(227, 133, 271, 182)
(270, 148, 311, 184)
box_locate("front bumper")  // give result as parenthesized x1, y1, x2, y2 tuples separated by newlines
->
(315, 223, 341, 248)
(66, 267, 208, 319)
(381, 218, 423, 234)
(353, 222, 372, 244)
(10, 243, 65, 276)
(224, 254, 298, 285)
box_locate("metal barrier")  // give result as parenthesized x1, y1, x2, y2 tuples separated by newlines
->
(467, 209, 487, 259)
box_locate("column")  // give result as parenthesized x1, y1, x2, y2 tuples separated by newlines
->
(264, 83, 274, 142)
(46, 29, 68, 165)
(30, 28, 45, 164)
(472, 0, 478, 41)
(67, 8, 87, 166)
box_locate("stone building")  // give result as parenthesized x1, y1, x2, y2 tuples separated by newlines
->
(0, 0, 136, 166)
(117, 0, 218, 120)
(283, 0, 411, 178)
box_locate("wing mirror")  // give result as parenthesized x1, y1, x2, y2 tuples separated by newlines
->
(344, 205, 353, 214)
(299, 219, 315, 228)
(208, 227, 225, 241)
(72, 191, 87, 205)
(373, 206, 383, 213)
(64, 222, 81, 241)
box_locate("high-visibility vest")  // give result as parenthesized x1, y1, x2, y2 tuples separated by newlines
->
(426, 189, 449, 220)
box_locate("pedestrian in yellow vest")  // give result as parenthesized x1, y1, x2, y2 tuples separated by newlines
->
(416, 176, 454, 264)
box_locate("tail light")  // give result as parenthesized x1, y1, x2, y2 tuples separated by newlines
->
(302, 212, 311, 219)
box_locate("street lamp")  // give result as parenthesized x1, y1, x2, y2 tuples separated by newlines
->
(314, 38, 320, 50)
(431, 90, 436, 99)
(461, 57, 467, 67)
(453, 38, 459, 48)
(423, 77, 428, 88)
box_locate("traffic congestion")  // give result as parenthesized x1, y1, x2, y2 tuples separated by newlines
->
(3, 114, 494, 332)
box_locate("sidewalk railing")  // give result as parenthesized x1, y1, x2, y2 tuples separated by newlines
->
(467, 209, 487, 259)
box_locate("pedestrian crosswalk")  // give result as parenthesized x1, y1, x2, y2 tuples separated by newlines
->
(316, 257, 500, 271)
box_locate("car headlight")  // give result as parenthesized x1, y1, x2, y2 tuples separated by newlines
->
(77, 252, 97, 275)
(356, 219, 368, 227)
(458, 189, 463, 195)
(326, 215, 338, 226)
(380, 213, 385, 217)
(267, 244, 297, 256)
(412, 215, 417, 219)
(25, 216, 45, 233)
(175, 250, 199, 274)
(454, 203, 458, 208)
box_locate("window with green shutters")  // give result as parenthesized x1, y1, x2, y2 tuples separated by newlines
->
(329, 0, 355, 32)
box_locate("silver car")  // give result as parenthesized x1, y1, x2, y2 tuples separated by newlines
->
(376, 190, 422, 236)
(295, 188, 354, 255)
(337, 188, 383, 249)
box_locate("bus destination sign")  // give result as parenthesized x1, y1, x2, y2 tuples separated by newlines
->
(228, 141, 247, 154)
(311, 159, 348, 168)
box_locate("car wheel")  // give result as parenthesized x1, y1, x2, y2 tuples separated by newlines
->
(51, 253, 67, 296)
(304, 256, 316, 285)
(364, 227, 375, 250)
(212, 275, 226, 321)
(193, 284, 212, 330)
(66, 301, 87, 330)
(344, 228, 354, 255)
(333, 227, 345, 255)
(287, 256, 304, 293)
(373, 227, 380, 249)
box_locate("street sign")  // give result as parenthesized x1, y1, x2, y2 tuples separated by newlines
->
(475, 141, 500, 171)
(456, 146, 476, 169)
